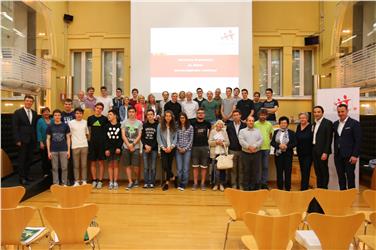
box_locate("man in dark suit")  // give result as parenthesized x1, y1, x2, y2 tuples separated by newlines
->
(312, 106, 333, 189)
(226, 109, 246, 189)
(12, 95, 38, 185)
(333, 104, 361, 190)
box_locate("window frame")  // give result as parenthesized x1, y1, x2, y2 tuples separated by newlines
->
(101, 49, 124, 96)
(71, 50, 92, 94)
(292, 48, 314, 97)
(259, 48, 283, 97)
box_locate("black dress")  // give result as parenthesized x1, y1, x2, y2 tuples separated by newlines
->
(296, 123, 313, 190)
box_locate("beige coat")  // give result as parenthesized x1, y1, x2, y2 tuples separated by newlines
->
(208, 128, 230, 159)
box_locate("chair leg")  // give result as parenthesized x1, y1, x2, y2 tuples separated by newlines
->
(96, 237, 101, 250)
(223, 218, 233, 250)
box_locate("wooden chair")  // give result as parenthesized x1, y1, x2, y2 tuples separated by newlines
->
(268, 189, 314, 215)
(357, 212, 376, 250)
(42, 204, 100, 249)
(307, 213, 364, 250)
(313, 188, 357, 215)
(50, 184, 92, 208)
(241, 212, 302, 250)
(1, 149, 13, 178)
(357, 189, 376, 235)
(1, 206, 47, 249)
(223, 188, 269, 250)
(1, 186, 26, 208)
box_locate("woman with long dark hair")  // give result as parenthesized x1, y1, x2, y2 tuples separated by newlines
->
(175, 112, 194, 191)
(157, 110, 177, 191)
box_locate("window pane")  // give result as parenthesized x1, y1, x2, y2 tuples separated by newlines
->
(271, 49, 281, 95)
(292, 50, 300, 96)
(116, 51, 124, 90)
(73, 52, 82, 95)
(304, 50, 313, 96)
(85, 52, 92, 90)
(103, 51, 113, 95)
(259, 49, 268, 95)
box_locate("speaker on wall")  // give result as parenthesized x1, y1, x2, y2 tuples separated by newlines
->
(305, 36, 319, 46)
(63, 14, 73, 23)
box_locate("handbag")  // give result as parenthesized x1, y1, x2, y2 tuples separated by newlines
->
(216, 145, 234, 170)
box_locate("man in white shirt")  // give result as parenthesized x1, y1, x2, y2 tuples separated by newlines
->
(159, 91, 170, 115)
(182, 91, 199, 123)
(96, 86, 113, 116)
(333, 104, 361, 190)
(312, 105, 333, 189)
(68, 107, 89, 186)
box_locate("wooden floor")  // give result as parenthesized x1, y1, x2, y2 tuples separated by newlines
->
(13, 181, 374, 250)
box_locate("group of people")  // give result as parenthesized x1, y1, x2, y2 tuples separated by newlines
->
(13, 85, 361, 192)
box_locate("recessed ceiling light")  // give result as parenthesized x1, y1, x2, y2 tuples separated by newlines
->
(342, 29, 351, 34)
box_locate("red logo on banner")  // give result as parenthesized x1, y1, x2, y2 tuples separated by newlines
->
(221, 30, 234, 40)
(334, 95, 351, 106)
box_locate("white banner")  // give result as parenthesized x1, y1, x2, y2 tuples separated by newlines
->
(316, 87, 360, 189)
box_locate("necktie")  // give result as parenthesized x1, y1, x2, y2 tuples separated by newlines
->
(27, 109, 32, 124)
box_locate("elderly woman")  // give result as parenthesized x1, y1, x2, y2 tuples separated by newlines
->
(296, 112, 313, 190)
(271, 116, 297, 191)
(209, 120, 230, 191)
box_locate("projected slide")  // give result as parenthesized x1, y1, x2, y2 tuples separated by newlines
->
(150, 27, 239, 93)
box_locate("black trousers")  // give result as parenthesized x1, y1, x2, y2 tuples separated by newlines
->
(40, 146, 52, 175)
(312, 149, 329, 189)
(298, 155, 312, 190)
(242, 151, 261, 191)
(161, 149, 175, 181)
(334, 154, 355, 190)
(275, 153, 293, 191)
(67, 147, 74, 184)
(18, 141, 36, 180)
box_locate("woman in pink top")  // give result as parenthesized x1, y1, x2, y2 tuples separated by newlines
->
(135, 95, 147, 122)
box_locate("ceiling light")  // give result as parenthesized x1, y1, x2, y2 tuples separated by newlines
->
(1, 12, 13, 22)
(342, 29, 351, 34)
(38, 32, 46, 36)
(341, 35, 357, 44)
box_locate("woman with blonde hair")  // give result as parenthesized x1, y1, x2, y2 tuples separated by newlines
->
(208, 120, 230, 191)
(135, 95, 147, 122)
(147, 93, 161, 120)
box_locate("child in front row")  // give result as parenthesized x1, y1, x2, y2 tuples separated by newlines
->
(104, 109, 123, 189)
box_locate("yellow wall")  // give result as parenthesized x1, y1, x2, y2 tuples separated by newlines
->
(66, 1, 131, 95)
(2, 1, 375, 116)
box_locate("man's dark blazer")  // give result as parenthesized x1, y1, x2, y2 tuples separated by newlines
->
(12, 107, 38, 144)
(312, 117, 333, 155)
(333, 117, 361, 158)
(226, 121, 246, 151)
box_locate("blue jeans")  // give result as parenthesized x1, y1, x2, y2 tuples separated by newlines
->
(175, 150, 191, 187)
(143, 150, 157, 185)
(259, 150, 270, 185)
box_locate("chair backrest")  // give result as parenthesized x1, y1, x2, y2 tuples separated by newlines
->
(224, 188, 269, 220)
(1, 206, 36, 245)
(42, 204, 98, 244)
(270, 189, 314, 215)
(313, 188, 357, 215)
(362, 189, 376, 211)
(243, 212, 302, 249)
(307, 213, 364, 250)
(1, 149, 13, 178)
(1, 186, 26, 208)
(50, 184, 92, 208)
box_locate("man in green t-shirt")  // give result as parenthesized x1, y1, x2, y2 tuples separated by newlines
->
(254, 109, 274, 189)
(202, 91, 219, 125)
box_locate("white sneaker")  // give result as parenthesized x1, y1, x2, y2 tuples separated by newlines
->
(113, 182, 119, 190)
(92, 181, 97, 188)
(96, 181, 103, 189)
(212, 185, 218, 191)
(220, 184, 225, 192)
(73, 181, 80, 187)
(82, 181, 87, 185)
(108, 182, 114, 190)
